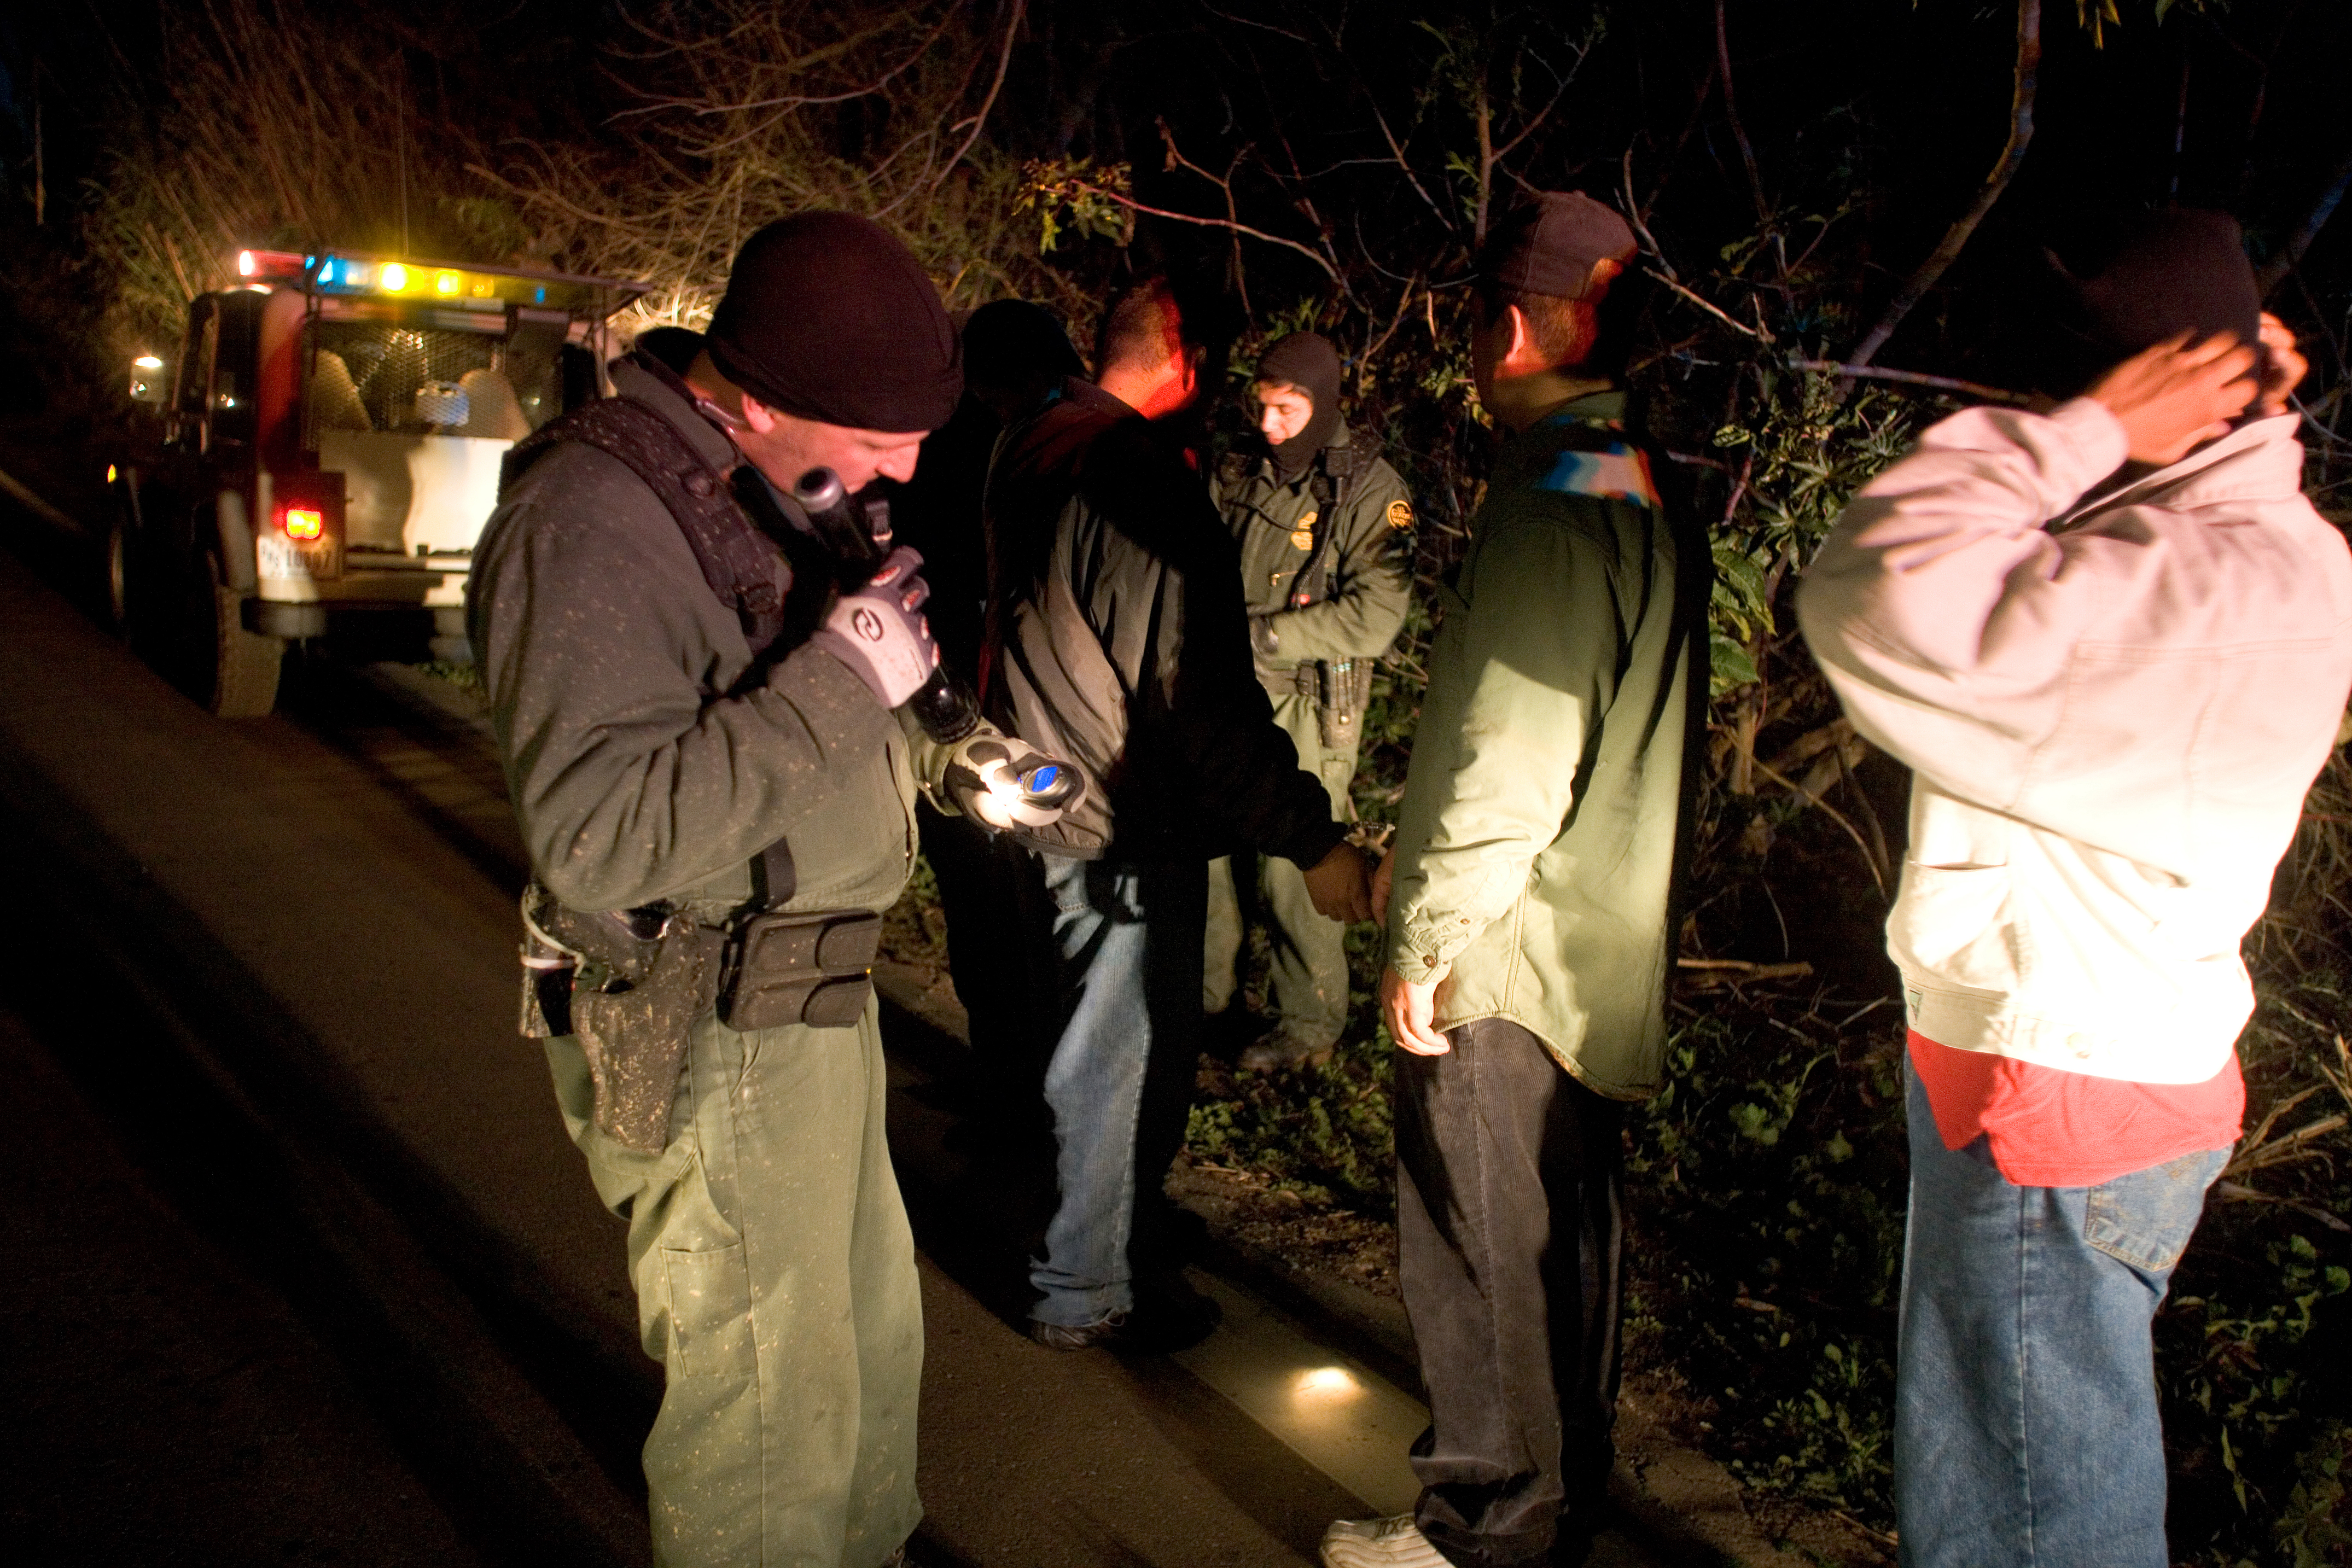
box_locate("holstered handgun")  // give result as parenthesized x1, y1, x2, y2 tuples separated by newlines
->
(521, 884, 722, 1155)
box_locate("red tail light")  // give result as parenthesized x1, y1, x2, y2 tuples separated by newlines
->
(282, 506, 324, 541)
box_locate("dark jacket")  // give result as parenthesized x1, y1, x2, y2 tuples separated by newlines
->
(1211, 424, 1414, 673)
(467, 359, 915, 917)
(981, 377, 1346, 868)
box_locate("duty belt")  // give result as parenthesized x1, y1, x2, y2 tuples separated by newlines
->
(1256, 661, 1318, 702)
(519, 884, 882, 1152)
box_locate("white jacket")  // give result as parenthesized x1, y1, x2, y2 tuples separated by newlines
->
(1797, 401, 2352, 1083)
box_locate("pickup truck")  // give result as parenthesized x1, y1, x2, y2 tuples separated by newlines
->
(113, 246, 646, 714)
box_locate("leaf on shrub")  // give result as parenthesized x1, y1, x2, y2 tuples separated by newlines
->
(1730, 1100, 1780, 1144)
(1711, 633, 1760, 695)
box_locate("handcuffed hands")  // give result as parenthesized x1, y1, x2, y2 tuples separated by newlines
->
(812, 546, 938, 709)
(941, 731, 1086, 831)
(1301, 841, 1375, 924)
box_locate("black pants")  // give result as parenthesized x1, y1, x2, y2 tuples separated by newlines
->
(1396, 1017, 1627, 1568)
(916, 801, 1056, 1134)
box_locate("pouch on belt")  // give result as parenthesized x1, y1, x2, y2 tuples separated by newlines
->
(517, 885, 882, 1153)
(716, 909, 882, 1032)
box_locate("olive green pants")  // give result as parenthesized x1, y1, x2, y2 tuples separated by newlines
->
(547, 997, 922, 1568)
(1203, 691, 1358, 1051)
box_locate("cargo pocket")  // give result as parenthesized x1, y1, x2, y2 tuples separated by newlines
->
(2082, 1146, 2229, 1273)
(659, 1241, 755, 1378)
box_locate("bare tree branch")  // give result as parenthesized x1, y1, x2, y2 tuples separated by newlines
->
(1791, 359, 2031, 404)
(1714, 0, 1769, 227)
(908, 0, 1023, 206)
(1649, 266, 1773, 343)
(1059, 177, 1341, 281)
(1845, 0, 2042, 370)
(2258, 140, 2352, 299)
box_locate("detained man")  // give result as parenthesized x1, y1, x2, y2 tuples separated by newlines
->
(1797, 210, 2352, 1567)
(1324, 193, 1705, 1568)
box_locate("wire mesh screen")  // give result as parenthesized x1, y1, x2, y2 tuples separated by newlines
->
(309, 320, 564, 440)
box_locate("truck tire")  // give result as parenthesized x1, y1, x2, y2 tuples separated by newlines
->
(139, 533, 282, 716)
(104, 511, 132, 634)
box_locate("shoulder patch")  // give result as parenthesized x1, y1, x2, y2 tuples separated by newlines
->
(1385, 498, 1413, 531)
(1536, 442, 1660, 509)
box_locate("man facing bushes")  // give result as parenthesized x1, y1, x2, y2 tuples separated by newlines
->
(1798, 211, 2352, 1567)
(1328, 192, 1707, 1568)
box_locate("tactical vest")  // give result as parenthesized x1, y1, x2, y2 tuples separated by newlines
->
(1217, 436, 1382, 610)
(499, 374, 833, 912)
(500, 388, 832, 669)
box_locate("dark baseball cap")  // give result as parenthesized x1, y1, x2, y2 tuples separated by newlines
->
(1476, 192, 1638, 300)
(2023, 208, 2264, 396)
(2071, 209, 2261, 360)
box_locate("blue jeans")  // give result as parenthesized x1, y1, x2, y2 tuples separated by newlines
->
(1029, 855, 1206, 1327)
(1896, 1062, 2229, 1568)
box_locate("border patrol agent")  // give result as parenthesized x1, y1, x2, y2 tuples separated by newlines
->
(1203, 331, 1414, 1070)
(469, 214, 1061, 1568)
(1323, 195, 1705, 1568)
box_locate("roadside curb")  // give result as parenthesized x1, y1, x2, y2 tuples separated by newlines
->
(869, 964, 1835, 1568)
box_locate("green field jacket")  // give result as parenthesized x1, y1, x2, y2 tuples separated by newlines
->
(1211, 425, 1415, 673)
(467, 360, 916, 918)
(1384, 393, 1703, 1098)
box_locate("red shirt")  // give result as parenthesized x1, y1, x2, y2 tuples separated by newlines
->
(1908, 1029, 2243, 1187)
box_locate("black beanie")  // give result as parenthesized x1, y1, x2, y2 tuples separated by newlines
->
(963, 299, 1083, 388)
(706, 212, 961, 433)
(1254, 331, 1345, 478)
(2037, 209, 2262, 395)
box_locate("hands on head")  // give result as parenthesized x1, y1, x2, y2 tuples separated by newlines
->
(2254, 312, 2309, 419)
(2087, 312, 2305, 467)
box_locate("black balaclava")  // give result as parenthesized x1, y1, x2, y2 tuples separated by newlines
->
(706, 212, 961, 433)
(2036, 209, 2263, 398)
(1254, 331, 1344, 479)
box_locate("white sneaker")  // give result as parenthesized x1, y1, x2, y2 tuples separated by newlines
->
(1320, 1514, 1451, 1568)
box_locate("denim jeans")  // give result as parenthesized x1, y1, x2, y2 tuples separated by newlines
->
(1896, 1061, 2229, 1568)
(1397, 1017, 1627, 1568)
(1029, 854, 1207, 1327)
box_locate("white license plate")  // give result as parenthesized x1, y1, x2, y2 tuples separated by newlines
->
(257, 534, 343, 581)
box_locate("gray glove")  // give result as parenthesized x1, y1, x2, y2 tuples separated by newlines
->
(940, 730, 1086, 831)
(1249, 614, 1280, 658)
(811, 546, 938, 708)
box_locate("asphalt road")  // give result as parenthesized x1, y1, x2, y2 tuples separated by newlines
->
(0, 989, 496, 1567)
(0, 547, 1436, 1568)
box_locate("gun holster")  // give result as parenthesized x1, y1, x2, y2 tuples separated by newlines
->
(716, 910, 883, 1033)
(518, 885, 883, 1153)
(520, 885, 723, 1154)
